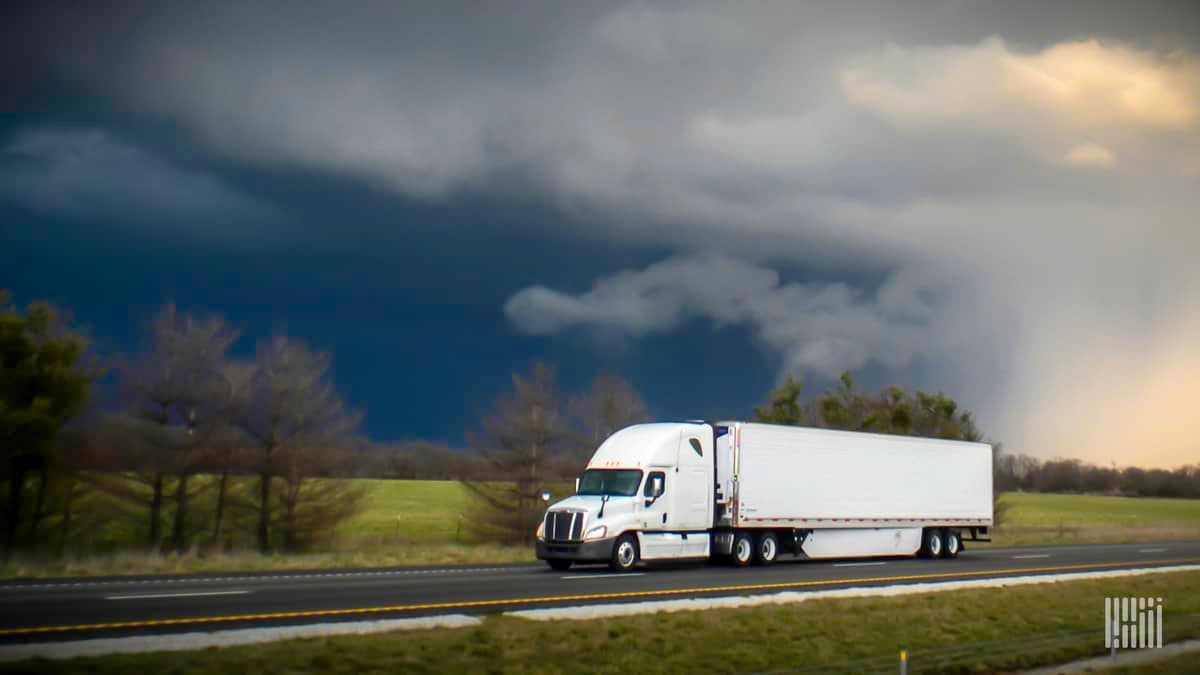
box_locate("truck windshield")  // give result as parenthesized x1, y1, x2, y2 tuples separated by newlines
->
(577, 469, 643, 496)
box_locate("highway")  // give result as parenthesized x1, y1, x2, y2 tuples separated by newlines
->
(1, 541, 1197, 643)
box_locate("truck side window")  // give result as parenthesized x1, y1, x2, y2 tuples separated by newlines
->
(644, 471, 666, 498)
(689, 438, 703, 457)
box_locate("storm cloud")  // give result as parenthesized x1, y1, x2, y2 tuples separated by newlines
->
(18, 1, 1200, 466)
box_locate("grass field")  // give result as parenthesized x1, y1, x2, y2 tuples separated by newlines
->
(989, 492, 1200, 546)
(6, 568, 1197, 673)
(3, 482, 1198, 578)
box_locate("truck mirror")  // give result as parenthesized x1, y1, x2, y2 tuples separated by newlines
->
(574, 477, 580, 493)
(652, 475, 664, 497)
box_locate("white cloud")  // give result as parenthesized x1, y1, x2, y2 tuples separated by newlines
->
(0, 128, 283, 229)
(1064, 142, 1116, 168)
(842, 38, 1199, 131)
(506, 255, 946, 378)
(31, 2, 1200, 467)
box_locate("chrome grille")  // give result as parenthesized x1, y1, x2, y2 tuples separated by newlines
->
(544, 510, 585, 542)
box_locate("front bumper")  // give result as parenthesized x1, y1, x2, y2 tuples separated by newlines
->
(536, 536, 617, 562)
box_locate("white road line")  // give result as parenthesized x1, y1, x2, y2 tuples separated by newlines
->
(104, 590, 251, 601)
(1139, 548, 1168, 553)
(562, 573, 645, 580)
(832, 562, 888, 567)
(1012, 554, 1051, 559)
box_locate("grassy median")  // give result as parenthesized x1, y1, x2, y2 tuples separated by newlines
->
(5, 569, 1198, 673)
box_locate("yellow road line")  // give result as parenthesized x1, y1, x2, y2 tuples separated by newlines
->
(3, 558, 1197, 637)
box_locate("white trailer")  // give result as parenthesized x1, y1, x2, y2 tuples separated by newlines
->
(536, 420, 993, 571)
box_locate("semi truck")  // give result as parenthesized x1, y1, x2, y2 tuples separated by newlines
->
(536, 420, 993, 571)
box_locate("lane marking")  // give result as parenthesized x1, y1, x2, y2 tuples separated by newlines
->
(106, 590, 251, 601)
(832, 562, 887, 567)
(3, 557, 1198, 637)
(563, 573, 644, 580)
(1012, 554, 1051, 559)
(1140, 548, 1167, 553)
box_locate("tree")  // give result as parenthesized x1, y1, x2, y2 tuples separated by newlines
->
(0, 292, 95, 559)
(232, 336, 362, 553)
(816, 372, 878, 431)
(204, 361, 256, 546)
(462, 362, 571, 544)
(570, 372, 650, 450)
(115, 304, 240, 553)
(752, 375, 810, 425)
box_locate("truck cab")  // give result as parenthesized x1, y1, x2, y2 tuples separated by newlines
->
(536, 422, 715, 571)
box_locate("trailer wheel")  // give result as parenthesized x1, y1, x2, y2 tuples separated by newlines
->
(755, 532, 779, 566)
(732, 531, 754, 566)
(941, 530, 961, 559)
(921, 528, 944, 558)
(547, 559, 572, 571)
(610, 533, 640, 572)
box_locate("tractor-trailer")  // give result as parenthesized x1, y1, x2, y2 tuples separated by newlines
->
(536, 420, 993, 571)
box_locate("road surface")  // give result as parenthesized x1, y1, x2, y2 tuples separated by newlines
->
(1, 541, 1196, 643)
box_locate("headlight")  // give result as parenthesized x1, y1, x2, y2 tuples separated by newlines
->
(536, 521, 545, 541)
(584, 525, 607, 541)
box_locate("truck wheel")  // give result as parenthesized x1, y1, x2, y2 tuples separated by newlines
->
(921, 528, 944, 558)
(941, 530, 961, 559)
(610, 533, 639, 572)
(755, 532, 779, 566)
(547, 559, 572, 571)
(732, 531, 754, 566)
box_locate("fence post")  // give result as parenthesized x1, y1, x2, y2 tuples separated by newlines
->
(900, 649, 907, 675)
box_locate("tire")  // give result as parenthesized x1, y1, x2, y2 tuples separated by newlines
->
(941, 529, 961, 559)
(547, 559, 572, 571)
(732, 531, 754, 567)
(921, 528, 944, 559)
(755, 532, 779, 566)
(609, 533, 639, 572)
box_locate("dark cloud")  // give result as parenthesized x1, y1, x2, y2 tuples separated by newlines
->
(5, 0, 1199, 465)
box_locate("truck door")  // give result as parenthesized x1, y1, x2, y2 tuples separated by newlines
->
(672, 435, 712, 531)
(637, 469, 682, 559)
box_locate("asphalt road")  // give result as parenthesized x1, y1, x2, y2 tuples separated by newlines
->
(1, 541, 1197, 643)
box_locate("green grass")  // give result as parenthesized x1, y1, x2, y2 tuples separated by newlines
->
(6, 569, 1198, 674)
(989, 492, 1200, 546)
(5, 482, 1198, 578)
(339, 479, 474, 546)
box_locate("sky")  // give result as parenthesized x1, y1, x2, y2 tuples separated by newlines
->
(2, 1, 1198, 468)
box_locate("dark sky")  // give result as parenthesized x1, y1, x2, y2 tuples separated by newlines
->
(3, 1, 1198, 464)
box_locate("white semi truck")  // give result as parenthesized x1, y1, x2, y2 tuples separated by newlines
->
(536, 420, 993, 571)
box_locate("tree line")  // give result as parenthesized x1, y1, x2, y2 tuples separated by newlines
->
(2, 296, 366, 560)
(5, 290, 1198, 558)
(994, 455, 1200, 498)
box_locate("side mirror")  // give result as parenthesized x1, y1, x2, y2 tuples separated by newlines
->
(644, 475, 664, 506)
(574, 477, 580, 493)
(541, 491, 552, 503)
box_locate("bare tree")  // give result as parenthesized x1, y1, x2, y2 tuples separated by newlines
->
(569, 372, 650, 448)
(116, 305, 239, 553)
(204, 361, 256, 546)
(462, 362, 572, 544)
(232, 336, 362, 553)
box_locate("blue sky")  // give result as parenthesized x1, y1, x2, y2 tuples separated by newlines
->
(3, 1, 1199, 466)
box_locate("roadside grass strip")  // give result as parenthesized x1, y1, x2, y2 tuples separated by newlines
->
(505, 564, 1200, 621)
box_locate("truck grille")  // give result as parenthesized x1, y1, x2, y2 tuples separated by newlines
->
(544, 510, 585, 542)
